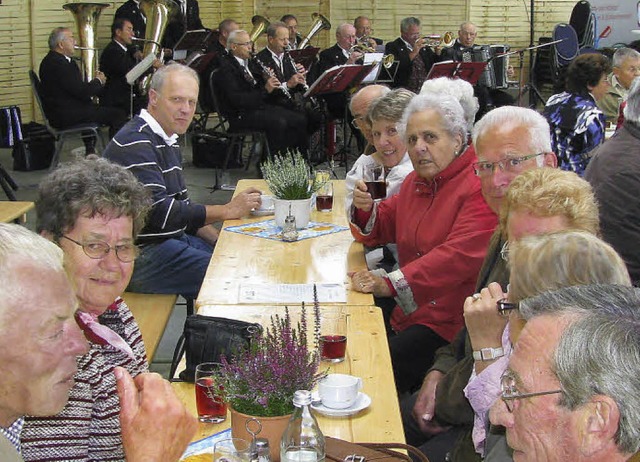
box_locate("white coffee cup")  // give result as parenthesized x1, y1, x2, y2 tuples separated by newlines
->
(259, 194, 274, 211)
(318, 374, 363, 409)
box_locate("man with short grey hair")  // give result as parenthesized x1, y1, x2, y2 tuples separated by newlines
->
(491, 284, 640, 462)
(385, 17, 436, 91)
(585, 76, 640, 286)
(599, 47, 640, 124)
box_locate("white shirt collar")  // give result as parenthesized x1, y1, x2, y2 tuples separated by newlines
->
(338, 44, 350, 59)
(139, 109, 179, 146)
(400, 37, 413, 52)
(115, 39, 128, 52)
(268, 48, 284, 64)
(234, 55, 248, 68)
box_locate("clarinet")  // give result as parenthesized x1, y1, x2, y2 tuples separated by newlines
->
(251, 53, 293, 101)
(285, 50, 319, 107)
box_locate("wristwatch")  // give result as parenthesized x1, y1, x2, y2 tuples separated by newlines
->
(472, 347, 505, 361)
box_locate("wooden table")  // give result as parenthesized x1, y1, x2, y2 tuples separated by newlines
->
(196, 179, 373, 308)
(0, 200, 34, 223)
(172, 304, 404, 444)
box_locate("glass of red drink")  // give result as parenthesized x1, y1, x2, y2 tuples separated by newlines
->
(195, 362, 227, 423)
(320, 310, 347, 362)
(316, 181, 333, 212)
(363, 163, 386, 200)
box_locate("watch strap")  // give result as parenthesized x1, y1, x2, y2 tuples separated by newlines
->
(472, 346, 505, 361)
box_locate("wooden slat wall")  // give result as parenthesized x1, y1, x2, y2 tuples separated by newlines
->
(1, 0, 575, 122)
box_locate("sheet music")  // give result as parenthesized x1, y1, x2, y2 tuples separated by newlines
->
(238, 283, 347, 303)
(362, 52, 383, 83)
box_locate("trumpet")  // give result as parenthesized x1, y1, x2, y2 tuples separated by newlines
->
(349, 42, 375, 54)
(422, 31, 455, 48)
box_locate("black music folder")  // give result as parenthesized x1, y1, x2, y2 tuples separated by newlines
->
(426, 61, 487, 86)
(304, 63, 376, 98)
(289, 47, 320, 70)
(172, 29, 212, 60)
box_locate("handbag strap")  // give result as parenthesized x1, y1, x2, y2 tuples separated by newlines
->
(169, 333, 186, 381)
(356, 443, 431, 462)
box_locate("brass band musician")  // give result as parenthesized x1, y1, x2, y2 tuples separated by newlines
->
(354, 16, 383, 48)
(281, 14, 304, 49)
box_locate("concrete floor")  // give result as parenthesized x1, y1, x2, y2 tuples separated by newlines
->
(0, 127, 355, 377)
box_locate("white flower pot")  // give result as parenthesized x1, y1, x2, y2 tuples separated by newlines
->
(273, 198, 312, 229)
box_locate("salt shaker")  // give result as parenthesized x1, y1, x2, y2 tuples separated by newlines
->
(282, 204, 298, 242)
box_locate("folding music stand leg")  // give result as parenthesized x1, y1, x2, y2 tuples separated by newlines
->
(0, 163, 18, 201)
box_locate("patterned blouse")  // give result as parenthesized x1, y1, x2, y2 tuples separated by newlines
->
(20, 298, 148, 461)
(543, 91, 606, 176)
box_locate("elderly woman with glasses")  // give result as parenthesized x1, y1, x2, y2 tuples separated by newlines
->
(461, 168, 628, 459)
(349, 93, 497, 394)
(543, 53, 611, 175)
(21, 156, 196, 461)
(345, 88, 415, 213)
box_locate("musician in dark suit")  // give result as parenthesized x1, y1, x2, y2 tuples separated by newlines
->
(439, 21, 514, 119)
(162, 0, 205, 50)
(114, 0, 146, 41)
(39, 27, 127, 152)
(213, 30, 308, 155)
(354, 16, 383, 47)
(281, 14, 304, 50)
(314, 24, 364, 119)
(100, 18, 146, 117)
(385, 17, 436, 92)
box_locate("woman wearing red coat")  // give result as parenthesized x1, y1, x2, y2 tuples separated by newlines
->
(349, 93, 497, 393)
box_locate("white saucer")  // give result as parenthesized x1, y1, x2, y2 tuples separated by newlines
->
(311, 392, 371, 417)
(250, 208, 275, 217)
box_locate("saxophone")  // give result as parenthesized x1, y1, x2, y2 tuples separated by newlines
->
(251, 53, 293, 101)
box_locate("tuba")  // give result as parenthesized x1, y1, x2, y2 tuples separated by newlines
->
(137, 0, 177, 93)
(249, 15, 270, 43)
(63, 2, 110, 82)
(298, 13, 331, 49)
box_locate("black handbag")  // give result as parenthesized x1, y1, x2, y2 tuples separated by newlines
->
(170, 314, 262, 382)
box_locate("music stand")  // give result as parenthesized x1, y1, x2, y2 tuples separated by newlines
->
(426, 61, 488, 85)
(289, 47, 319, 70)
(304, 63, 376, 98)
(172, 29, 212, 60)
(361, 53, 399, 84)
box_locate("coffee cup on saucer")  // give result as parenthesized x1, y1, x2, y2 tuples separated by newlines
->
(258, 194, 274, 211)
(318, 374, 362, 409)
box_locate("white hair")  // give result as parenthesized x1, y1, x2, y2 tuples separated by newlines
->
(420, 77, 479, 131)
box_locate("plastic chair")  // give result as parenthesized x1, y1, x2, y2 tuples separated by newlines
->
(28, 70, 106, 170)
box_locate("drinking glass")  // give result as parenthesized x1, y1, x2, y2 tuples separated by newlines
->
(316, 181, 333, 212)
(362, 163, 386, 200)
(320, 310, 347, 363)
(194, 362, 227, 423)
(213, 438, 252, 462)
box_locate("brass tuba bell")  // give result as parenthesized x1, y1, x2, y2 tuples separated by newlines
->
(298, 13, 331, 49)
(137, 0, 177, 93)
(249, 15, 270, 43)
(63, 2, 111, 82)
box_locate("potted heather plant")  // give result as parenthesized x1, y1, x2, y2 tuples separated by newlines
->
(219, 301, 325, 461)
(260, 150, 325, 229)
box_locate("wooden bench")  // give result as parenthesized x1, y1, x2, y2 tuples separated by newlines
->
(122, 292, 177, 361)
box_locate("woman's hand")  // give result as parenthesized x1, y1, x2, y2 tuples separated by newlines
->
(353, 180, 374, 212)
(349, 270, 392, 297)
(464, 282, 508, 353)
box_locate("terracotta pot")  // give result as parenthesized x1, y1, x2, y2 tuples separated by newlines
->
(230, 407, 292, 462)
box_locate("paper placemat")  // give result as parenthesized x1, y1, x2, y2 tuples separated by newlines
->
(224, 219, 348, 241)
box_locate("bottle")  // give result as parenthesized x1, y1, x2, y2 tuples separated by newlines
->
(280, 390, 325, 462)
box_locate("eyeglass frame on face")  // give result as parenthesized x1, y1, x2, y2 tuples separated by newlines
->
(351, 116, 368, 130)
(61, 235, 139, 263)
(500, 370, 563, 413)
(473, 152, 546, 177)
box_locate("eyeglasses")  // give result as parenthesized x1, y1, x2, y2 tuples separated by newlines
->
(473, 153, 545, 177)
(500, 240, 509, 262)
(234, 41, 253, 47)
(497, 298, 518, 317)
(61, 235, 139, 263)
(500, 370, 563, 413)
(351, 116, 367, 130)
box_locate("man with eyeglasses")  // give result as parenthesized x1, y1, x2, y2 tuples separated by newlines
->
(598, 47, 640, 125)
(401, 106, 557, 462)
(490, 284, 640, 462)
(104, 63, 261, 300)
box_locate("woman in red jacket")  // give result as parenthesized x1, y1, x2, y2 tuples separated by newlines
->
(349, 93, 497, 393)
